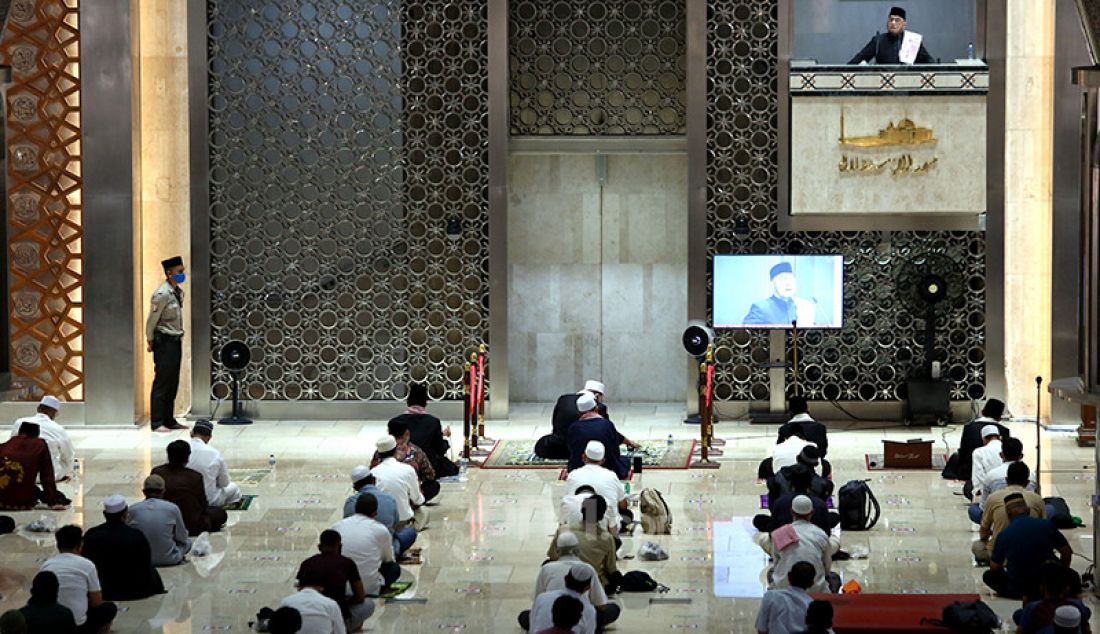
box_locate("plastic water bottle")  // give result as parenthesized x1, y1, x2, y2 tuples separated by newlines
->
(268, 454, 277, 467)
(458, 457, 469, 478)
(72, 458, 79, 474)
(967, 42, 974, 60)
(666, 434, 674, 448)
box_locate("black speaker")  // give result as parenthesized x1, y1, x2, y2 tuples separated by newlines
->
(904, 379, 951, 426)
(682, 320, 714, 358)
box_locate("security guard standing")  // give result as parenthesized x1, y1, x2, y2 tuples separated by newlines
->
(146, 256, 189, 431)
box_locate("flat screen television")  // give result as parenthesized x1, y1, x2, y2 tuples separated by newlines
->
(712, 254, 844, 329)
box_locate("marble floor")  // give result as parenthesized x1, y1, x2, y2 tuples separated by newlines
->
(1, 402, 1097, 632)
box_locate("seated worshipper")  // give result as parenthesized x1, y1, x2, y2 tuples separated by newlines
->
(331, 493, 401, 596)
(20, 571, 76, 633)
(566, 392, 640, 480)
(81, 495, 165, 601)
(296, 529, 374, 632)
(278, 568, 346, 634)
(984, 493, 1073, 601)
(536, 380, 612, 460)
(968, 424, 1004, 503)
(771, 423, 817, 474)
(565, 441, 632, 534)
(973, 437, 1044, 517)
(267, 607, 303, 634)
(152, 439, 228, 536)
(548, 495, 619, 594)
(755, 464, 839, 536)
(371, 419, 439, 502)
(943, 398, 1008, 481)
(560, 485, 615, 535)
(755, 561, 816, 634)
(0, 610, 24, 634)
(1050, 606, 1085, 634)
(371, 435, 426, 530)
(187, 420, 241, 508)
(799, 600, 835, 634)
(972, 462, 1045, 565)
(519, 532, 620, 632)
(534, 595, 586, 634)
(0, 422, 69, 510)
(767, 447, 832, 510)
(388, 382, 458, 478)
(756, 495, 839, 593)
(126, 475, 191, 567)
(39, 525, 118, 634)
(847, 6, 935, 65)
(11, 396, 74, 482)
(1013, 564, 1092, 634)
(526, 565, 598, 634)
(343, 465, 417, 560)
(766, 396, 830, 479)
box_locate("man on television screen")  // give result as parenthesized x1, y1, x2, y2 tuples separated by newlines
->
(848, 6, 934, 65)
(743, 262, 822, 327)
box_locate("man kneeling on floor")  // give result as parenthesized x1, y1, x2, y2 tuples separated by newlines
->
(756, 495, 839, 593)
(524, 564, 600, 634)
(520, 532, 620, 632)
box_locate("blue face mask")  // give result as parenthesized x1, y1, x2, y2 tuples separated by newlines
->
(171, 272, 186, 284)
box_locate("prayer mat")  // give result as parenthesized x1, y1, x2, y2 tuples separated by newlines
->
(479, 438, 697, 470)
(865, 453, 947, 471)
(377, 580, 414, 599)
(224, 494, 256, 511)
(227, 468, 271, 486)
(759, 494, 833, 509)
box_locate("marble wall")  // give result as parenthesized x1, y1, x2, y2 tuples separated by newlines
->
(507, 154, 688, 402)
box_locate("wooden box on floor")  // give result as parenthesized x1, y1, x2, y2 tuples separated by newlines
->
(882, 439, 934, 469)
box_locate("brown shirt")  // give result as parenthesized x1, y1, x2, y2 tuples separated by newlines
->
(981, 484, 1046, 551)
(151, 463, 210, 536)
(0, 435, 58, 508)
(547, 523, 618, 587)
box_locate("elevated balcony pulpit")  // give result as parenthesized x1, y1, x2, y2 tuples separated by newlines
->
(788, 61, 989, 219)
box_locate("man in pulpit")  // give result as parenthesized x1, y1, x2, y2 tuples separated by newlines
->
(848, 6, 934, 65)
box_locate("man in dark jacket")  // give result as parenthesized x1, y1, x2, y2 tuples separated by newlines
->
(0, 422, 69, 511)
(536, 380, 611, 460)
(151, 440, 227, 536)
(80, 495, 165, 601)
(566, 393, 638, 479)
(847, 6, 935, 65)
(943, 399, 1009, 482)
(388, 383, 458, 478)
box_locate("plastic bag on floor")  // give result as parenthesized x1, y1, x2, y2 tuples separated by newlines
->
(191, 532, 211, 557)
(26, 514, 56, 533)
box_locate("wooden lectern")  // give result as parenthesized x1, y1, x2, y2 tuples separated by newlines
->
(882, 439, 934, 469)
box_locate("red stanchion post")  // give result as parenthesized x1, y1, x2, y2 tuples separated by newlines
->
(476, 343, 493, 444)
(691, 344, 720, 469)
(462, 360, 472, 461)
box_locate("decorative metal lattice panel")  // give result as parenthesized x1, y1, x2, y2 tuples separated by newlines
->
(706, 1, 986, 402)
(510, 0, 686, 135)
(207, 0, 488, 401)
(2, 0, 84, 400)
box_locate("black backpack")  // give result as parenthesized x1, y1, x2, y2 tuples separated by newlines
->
(1043, 496, 1077, 529)
(838, 479, 880, 530)
(937, 600, 1000, 633)
(617, 570, 669, 593)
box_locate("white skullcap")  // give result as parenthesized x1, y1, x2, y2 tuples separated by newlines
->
(576, 392, 597, 413)
(981, 424, 1000, 439)
(376, 435, 397, 453)
(103, 494, 127, 513)
(568, 564, 594, 583)
(556, 531, 579, 549)
(583, 380, 605, 395)
(584, 441, 606, 461)
(39, 395, 60, 410)
(1054, 605, 1081, 628)
(350, 465, 371, 482)
(791, 495, 814, 516)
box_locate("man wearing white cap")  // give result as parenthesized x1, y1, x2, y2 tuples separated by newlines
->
(535, 380, 611, 460)
(1052, 605, 1083, 633)
(519, 532, 620, 632)
(188, 420, 241, 508)
(526, 564, 598, 634)
(566, 392, 640, 480)
(764, 495, 837, 593)
(11, 395, 74, 482)
(370, 435, 425, 530)
(81, 495, 165, 601)
(565, 441, 630, 534)
(968, 425, 1003, 521)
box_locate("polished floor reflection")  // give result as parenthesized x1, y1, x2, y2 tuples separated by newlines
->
(0, 403, 1097, 632)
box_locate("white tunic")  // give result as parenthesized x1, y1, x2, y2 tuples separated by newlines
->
(970, 439, 1003, 492)
(331, 514, 394, 595)
(12, 412, 74, 480)
(371, 457, 424, 522)
(278, 587, 346, 634)
(187, 438, 240, 507)
(40, 553, 100, 626)
(565, 464, 626, 529)
(528, 588, 596, 634)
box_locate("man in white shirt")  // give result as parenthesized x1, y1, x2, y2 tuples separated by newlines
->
(278, 569, 346, 634)
(527, 564, 598, 634)
(559, 486, 614, 534)
(772, 423, 816, 472)
(755, 561, 815, 634)
(371, 435, 425, 529)
(39, 524, 117, 633)
(187, 420, 241, 508)
(767, 495, 837, 593)
(11, 395, 74, 482)
(518, 532, 620, 632)
(331, 493, 401, 595)
(565, 441, 630, 534)
(968, 425, 1003, 523)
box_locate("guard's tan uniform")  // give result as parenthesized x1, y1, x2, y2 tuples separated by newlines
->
(146, 281, 184, 427)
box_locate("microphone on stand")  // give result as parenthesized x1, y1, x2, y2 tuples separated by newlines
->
(1035, 376, 1043, 495)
